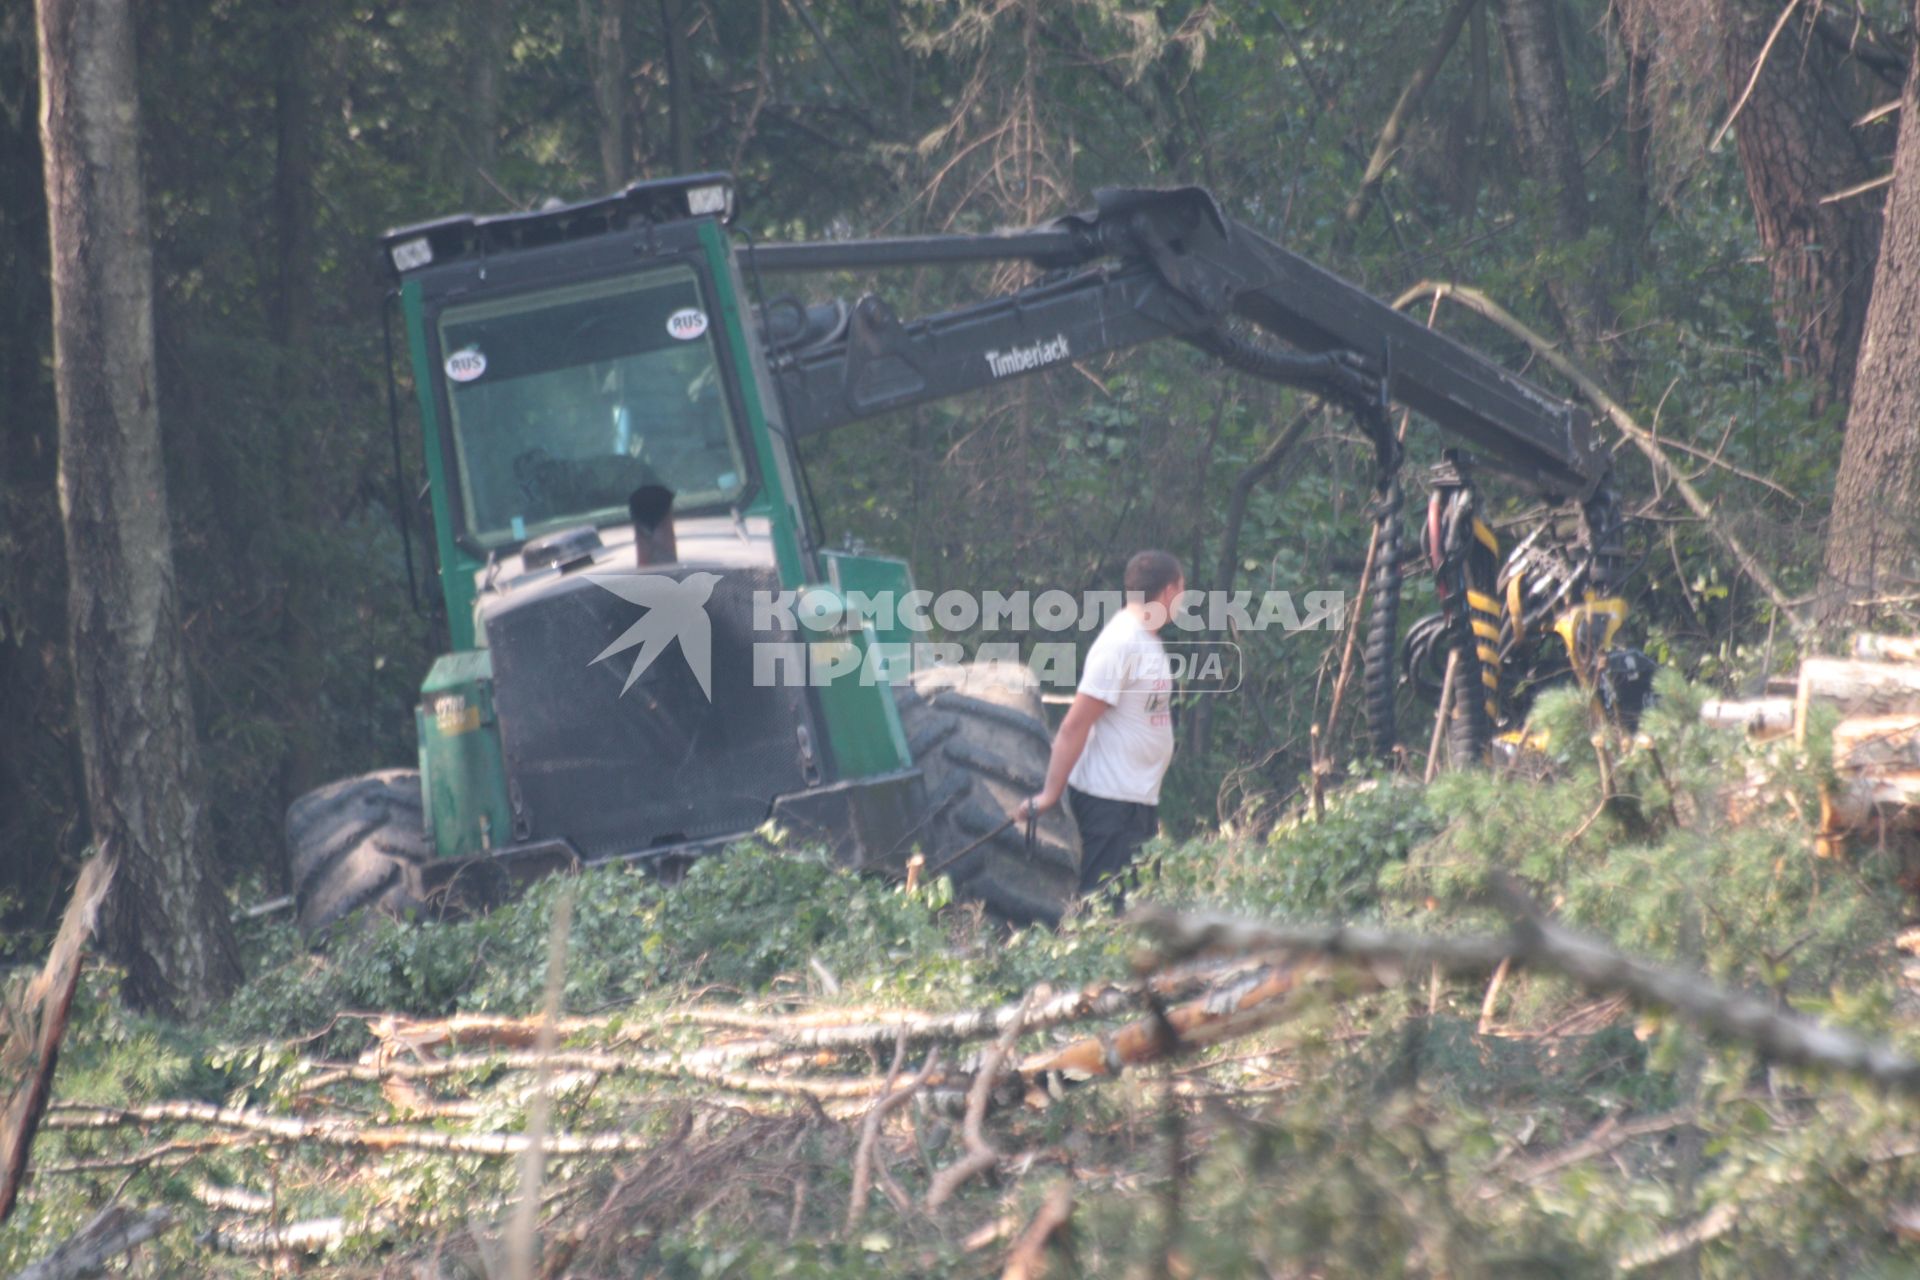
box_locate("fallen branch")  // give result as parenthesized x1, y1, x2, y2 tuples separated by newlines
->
(1130, 905, 1920, 1094)
(304, 1048, 949, 1101)
(1019, 959, 1333, 1084)
(1391, 281, 1808, 635)
(928, 993, 1032, 1210)
(846, 1032, 938, 1234)
(1476, 1109, 1694, 1198)
(1, 854, 114, 1224)
(10, 1205, 174, 1280)
(1001, 1181, 1075, 1280)
(44, 1101, 667, 1158)
(203, 1216, 347, 1257)
(1617, 1201, 1739, 1273)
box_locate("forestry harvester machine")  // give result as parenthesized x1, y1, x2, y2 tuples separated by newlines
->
(288, 174, 1647, 935)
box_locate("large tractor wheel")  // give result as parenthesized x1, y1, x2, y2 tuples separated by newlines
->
(286, 769, 432, 938)
(894, 662, 1082, 926)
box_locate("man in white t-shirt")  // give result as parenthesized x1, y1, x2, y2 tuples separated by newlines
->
(1015, 550, 1182, 901)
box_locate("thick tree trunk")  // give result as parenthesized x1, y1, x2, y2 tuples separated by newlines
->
(1488, 0, 1602, 346)
(1716, 0, 1881, 411)
(1823, 21, 1920, 622)
(35, 0, 242, 1017)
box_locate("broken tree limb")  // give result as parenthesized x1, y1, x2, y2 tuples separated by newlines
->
(1018, 960, 1337, 1084)
(310, 1052, 943, 1101)
(1128, 906, 1920, 1094)
(1337, 0, 1479, 245)
(928, 993, 1032, 1210)
(1617, 1201, 1739, 1273)
(1, 853, 114, 1225)
(1391, 281, 1808, 636)
(43, 1100, 668, 1158)
(9, 1205, 174, 1280)
(385, 966, 1233, 1071)
(1708, 0, 1803, 151)
(1001, 1180, 1075, 1280)
(846, 1033, 938, 1234)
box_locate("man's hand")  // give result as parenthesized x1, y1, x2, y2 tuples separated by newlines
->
(1016, 693, 1109, 828)
(1013, 790, 1060, 825)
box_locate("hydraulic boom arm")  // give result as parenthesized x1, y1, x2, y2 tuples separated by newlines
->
(752, 186, 1609, 501)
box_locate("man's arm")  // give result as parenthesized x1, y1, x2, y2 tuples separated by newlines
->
(1014, 692, 1110, 821)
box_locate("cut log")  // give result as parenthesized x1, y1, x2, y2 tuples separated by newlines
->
(1796, 660, 1920, 742)
(1853, 633, 1920, 664)
(1827, 714, 1920, 830)
(1700, 698, 1795, 739)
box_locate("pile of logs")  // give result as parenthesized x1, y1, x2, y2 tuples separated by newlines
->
(1701, 633, 1920, 855)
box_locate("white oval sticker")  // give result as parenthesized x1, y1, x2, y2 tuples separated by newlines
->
(666, 308, 709, 341)
(445, 348, 487, 382)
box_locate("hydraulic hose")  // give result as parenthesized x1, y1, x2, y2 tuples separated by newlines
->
(1364, 470, 1404, 761)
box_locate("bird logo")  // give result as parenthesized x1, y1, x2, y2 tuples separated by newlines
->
(587, 572, 722, 700)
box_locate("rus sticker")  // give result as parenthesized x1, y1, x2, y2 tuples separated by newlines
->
(666, 308, 709, 341)
(445, 347, 487, 382)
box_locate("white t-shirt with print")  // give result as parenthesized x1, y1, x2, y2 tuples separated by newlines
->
(1068, 609, 1175, 805)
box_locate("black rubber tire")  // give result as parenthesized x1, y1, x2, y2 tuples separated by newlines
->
(894, 662, 1082, 926)
(286, 769, 432, 938)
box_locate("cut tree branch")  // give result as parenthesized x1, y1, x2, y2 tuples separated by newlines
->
(928, 994, 1032, 1210)
(2, 854, 114, 1224)
(1129, 905, 1920, 1093)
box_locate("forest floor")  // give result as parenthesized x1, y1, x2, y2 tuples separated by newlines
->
(7, 676, 1920, 1278)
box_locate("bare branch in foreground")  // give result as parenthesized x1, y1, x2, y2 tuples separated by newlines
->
(44, 1101, 666, 1158)
(846, 1033, 939, 1235)
(10, 1205, 174, 1280)
(1001, 1180, 1075, 1280)
(928, 993, 1033, 1210)
(1130, 905, 1920, 1094)
(2, 854, 114, 1224)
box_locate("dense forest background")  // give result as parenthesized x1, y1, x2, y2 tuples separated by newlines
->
(0, 0, 1907, 943)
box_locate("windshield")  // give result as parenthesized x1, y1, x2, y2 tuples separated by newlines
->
(437, 266, 749, 549)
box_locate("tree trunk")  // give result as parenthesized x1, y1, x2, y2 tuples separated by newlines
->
(583, 0, 629, 188)
(1488, 0, 1602, 346)
(1823, 19, 1920, 622)
(35, 0, 242, 1018)
(1716, 0, 1881, 412)
(468, 0, 509, 203)
(272, 0, 323, 798)
(660, 0, 694, 175)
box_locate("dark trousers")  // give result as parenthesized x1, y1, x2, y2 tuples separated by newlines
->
(1069, 786, 1158, 903)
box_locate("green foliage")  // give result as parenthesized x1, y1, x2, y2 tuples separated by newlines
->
(1391, 675, 1902, 1004)
(15, 698, 1920, 1276)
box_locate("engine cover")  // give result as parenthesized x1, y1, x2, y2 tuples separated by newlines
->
(483, 563, 816, 858)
